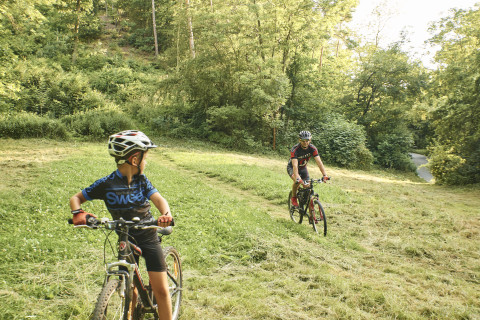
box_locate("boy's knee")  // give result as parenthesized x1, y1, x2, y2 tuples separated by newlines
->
(154, 286, 169, 299)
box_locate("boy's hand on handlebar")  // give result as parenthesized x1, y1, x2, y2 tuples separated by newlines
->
(158, 214, 173, 227)
(71, 209, 98, 226)
(322, 175, 330, 182)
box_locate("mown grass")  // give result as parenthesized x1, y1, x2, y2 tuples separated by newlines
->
(1, 138, 479, 319)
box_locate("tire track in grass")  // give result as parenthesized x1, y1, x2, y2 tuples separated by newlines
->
(156, 156, 290, 221)
(153, 154, 480, 320)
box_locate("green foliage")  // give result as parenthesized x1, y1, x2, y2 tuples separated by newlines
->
(61, 106, 136, 139)
(312, 116, 373, 169)
(117, 0, 175, 52)
(428, 144, 479, 185)
(427, 6, 480, 184)
(2, 0, 479, 184)
(372, 129, 416, 171)
(89, 66, 136, 95)
(7, 59, 107, 117)
(0, 112, 69, 139)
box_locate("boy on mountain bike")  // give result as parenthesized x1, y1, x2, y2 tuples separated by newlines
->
(287, 130, 329, 208)
(69, 130, 174, 320)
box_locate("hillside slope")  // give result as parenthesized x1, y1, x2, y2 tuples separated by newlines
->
(0, 139, 479, 319)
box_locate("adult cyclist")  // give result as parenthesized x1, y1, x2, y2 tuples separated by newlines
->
(287, 130, 329, 208)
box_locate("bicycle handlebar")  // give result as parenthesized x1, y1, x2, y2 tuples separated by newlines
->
(297, 177, 330, 185)
(68, 216, 174, 235)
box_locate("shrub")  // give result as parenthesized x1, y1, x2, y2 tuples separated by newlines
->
(61, 106, 136, 139)
(89, 67, 135, 95)
(312, 116, 373, 169)
(11, 61, 106, 117)
(0, 112, 69, 139)
(428, 145, 480, 185)
(372, 130, 416, 171)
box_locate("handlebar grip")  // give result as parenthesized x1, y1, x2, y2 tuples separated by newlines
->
(67, 216, 98, 226)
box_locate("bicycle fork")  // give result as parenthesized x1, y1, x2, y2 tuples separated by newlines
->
(105, 260, 135, 297)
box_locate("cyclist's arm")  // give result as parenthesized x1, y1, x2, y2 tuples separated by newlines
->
(70, 191, 87, 211)
(150, 192, 172, 226)
(313, 155, 327, 177)
(291, 158, 301, 181)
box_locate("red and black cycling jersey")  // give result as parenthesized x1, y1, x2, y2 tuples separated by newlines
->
(287, 143, 319, 168)
(82, 169, 159, 243)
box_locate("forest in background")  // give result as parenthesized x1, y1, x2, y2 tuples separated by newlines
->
(0, 0, 479, 185)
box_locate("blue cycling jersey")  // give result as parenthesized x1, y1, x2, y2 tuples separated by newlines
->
(82, 169, 160, 243)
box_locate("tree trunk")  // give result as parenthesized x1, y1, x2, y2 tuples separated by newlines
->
(273, 127, 276, 151)
(152, 0, 159, 56)
(185, 0, 196, 58)
(72, 0, 81, 63)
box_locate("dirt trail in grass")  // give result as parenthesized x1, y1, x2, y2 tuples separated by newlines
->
(158, 157, 289, 221)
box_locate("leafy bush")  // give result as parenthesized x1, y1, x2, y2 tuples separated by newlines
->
(312, 116, 373, 169)
(372, 129, 416, 171)
(61, 106, 136, 139)
(428, 145, 480, 185)
(89, 67, 136, 95)
(10, 61, 106, 117)
(0, 112, 69, 139)
(75, 53, 115, 71)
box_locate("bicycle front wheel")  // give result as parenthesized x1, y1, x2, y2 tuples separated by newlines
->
(288, 191, 303, 224)
(310, 199, 327, 236)
(164, 246, 182, 320)
(91, 279, 130, 320)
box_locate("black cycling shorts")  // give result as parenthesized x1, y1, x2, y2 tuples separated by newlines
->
(135, 240, 167, 272)
(287, 165, 310, 181)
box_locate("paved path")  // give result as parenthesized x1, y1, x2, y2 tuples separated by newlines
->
(410, 153, 434, 183)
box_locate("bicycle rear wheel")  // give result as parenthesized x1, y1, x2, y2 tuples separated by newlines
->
(91, 279, 130, 320)
(288, 191, 303, 224)
(164, 246, 182, 320)
(310, 199, 327, 236)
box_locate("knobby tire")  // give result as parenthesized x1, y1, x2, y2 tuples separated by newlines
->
(288, 191, 303, 224)
(310, 199, 327, 236)
(92, 279, 131, 320)
(164, 246, 183, 320)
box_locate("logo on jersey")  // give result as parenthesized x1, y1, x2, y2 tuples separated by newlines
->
(106, 191, 144, 205)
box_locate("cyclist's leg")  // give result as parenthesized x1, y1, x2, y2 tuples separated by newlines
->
(299, 166, 310, 183)
(298, 167, 313, 221)
(142, 241, 172, 320)
(287, 166, 300, 206)
(149, 271, 172, 320)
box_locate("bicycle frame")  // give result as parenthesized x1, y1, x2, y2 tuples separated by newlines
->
(296, 180, 319, 215)
(104, 220, 159, 317)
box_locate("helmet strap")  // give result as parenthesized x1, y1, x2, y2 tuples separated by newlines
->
(136, 151, 145, 176)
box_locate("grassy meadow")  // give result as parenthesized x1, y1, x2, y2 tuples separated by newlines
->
(1, 138, 479, 319)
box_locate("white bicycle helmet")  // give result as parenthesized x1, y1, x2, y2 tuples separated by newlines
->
(108, 130, 157, 158)
(299, 130, 312, 140)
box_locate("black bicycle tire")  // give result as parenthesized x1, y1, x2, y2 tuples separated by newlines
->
(288, 191, 303, 224)
(91, 279, 130, 320)
(164, 246, 182, 320)
(312, 199, 327, 236)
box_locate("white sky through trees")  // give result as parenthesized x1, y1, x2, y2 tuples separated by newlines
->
(349, 0, 479, 68)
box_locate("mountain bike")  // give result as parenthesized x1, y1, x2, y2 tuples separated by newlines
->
(70, 216, 182, 320)
(288, 178, 328, 236)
